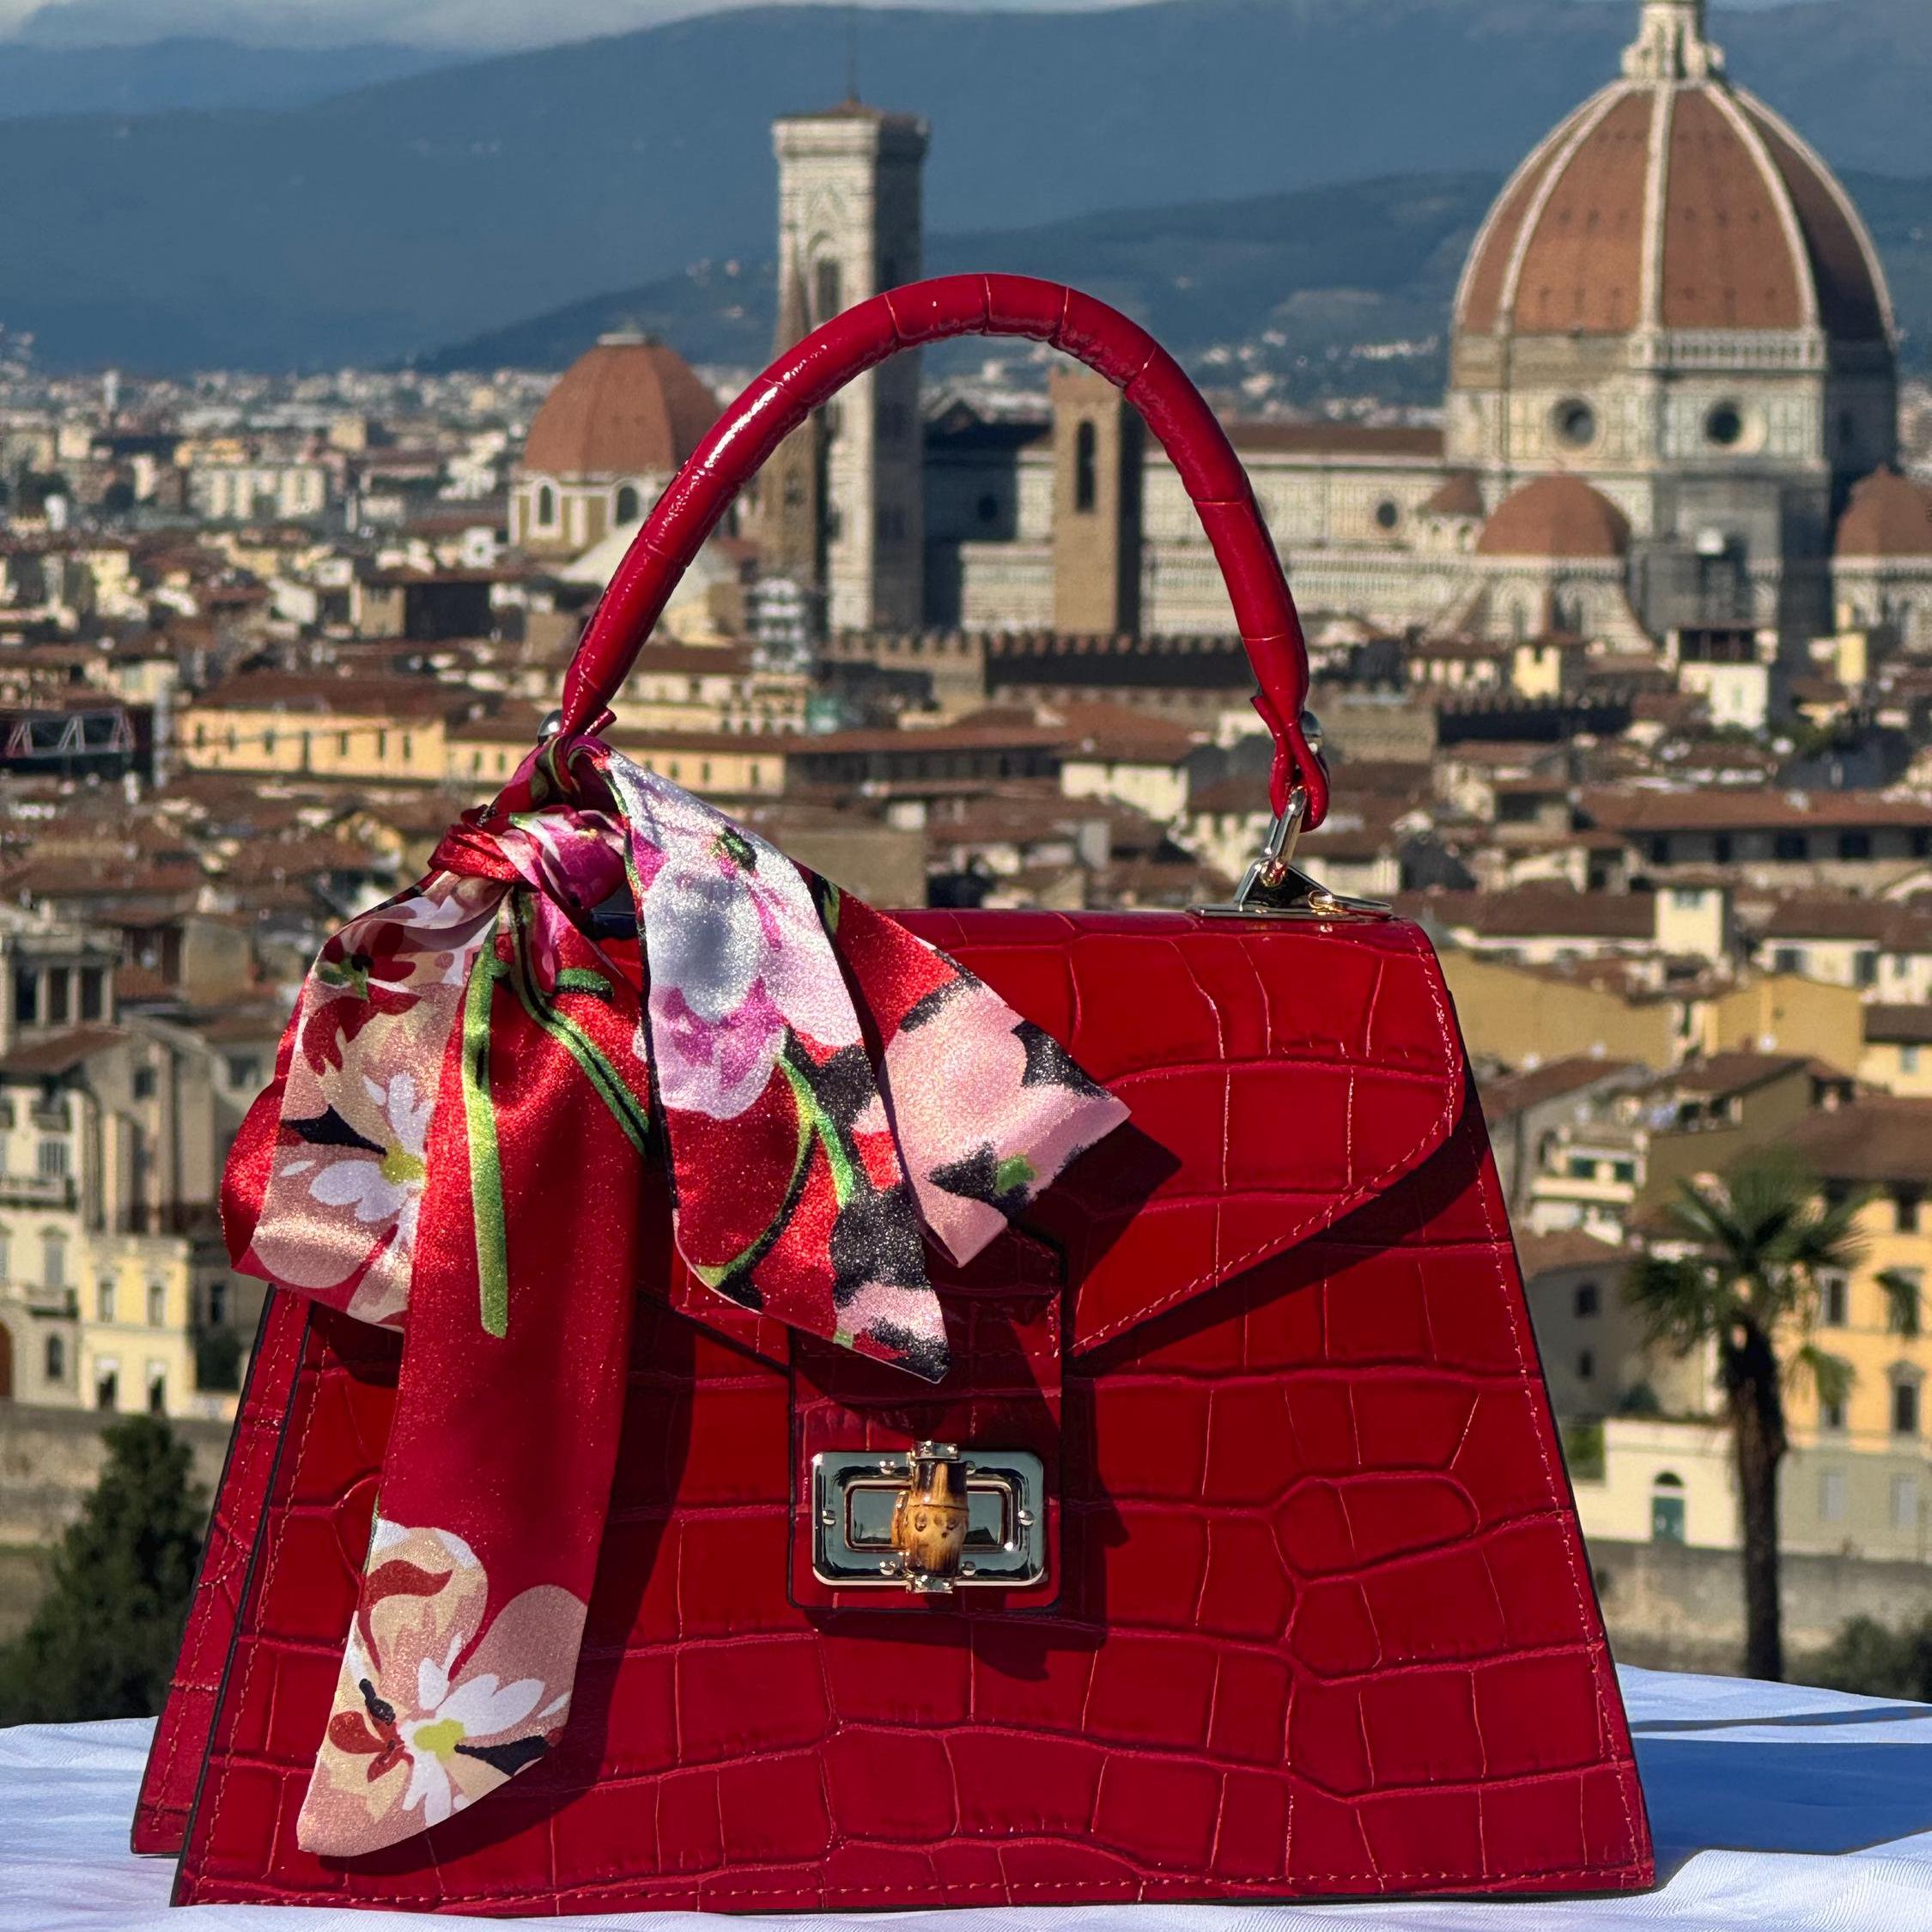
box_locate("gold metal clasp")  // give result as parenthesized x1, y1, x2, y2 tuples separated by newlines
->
(811, 1443, 1046, 1594)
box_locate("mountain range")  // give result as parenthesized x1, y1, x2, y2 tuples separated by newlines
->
(0, 0, 1921, 370)
(422, 166, 1932, 393)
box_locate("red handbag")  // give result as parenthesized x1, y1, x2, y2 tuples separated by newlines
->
(139, 276, 1651, 1911)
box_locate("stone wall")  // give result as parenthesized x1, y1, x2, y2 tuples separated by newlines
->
(1591, 1535, 1932, 1675)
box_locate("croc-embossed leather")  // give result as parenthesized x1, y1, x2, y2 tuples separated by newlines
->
(162, 911, 1653, 1910)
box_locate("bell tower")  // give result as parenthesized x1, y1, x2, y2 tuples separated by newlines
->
(769, 104, 929, 637)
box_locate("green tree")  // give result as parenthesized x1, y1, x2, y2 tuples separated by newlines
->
(1810, 1613, 1932, 1701)
(1625, 1152, 1909, 1683)
(0, 1414, 205, 1722)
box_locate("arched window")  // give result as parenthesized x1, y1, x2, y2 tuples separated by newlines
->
(44, 1334, 63, 1382)
(1074, 422, 1098, 513)
(537, 484, 556, 527)
(813, 258, 842, 325)
(615, 484, 641, 524)
(1650, 1472, 1686, 1544)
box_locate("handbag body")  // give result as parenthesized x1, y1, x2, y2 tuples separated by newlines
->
(143, 276, 1651, 1911)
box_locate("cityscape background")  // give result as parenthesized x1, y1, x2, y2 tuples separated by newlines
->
(0, 0, 1929, 1698)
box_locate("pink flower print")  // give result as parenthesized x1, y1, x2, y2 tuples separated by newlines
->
(299, 1521, 586, 1858)
(643, 832, 860, 1121)
(254, 1070, 435, 1324)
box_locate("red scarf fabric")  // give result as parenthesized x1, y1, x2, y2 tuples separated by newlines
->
(220, 734, 1127, 1857)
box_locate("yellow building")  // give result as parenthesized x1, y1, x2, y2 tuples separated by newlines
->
(1788, 1100, 1932, 1462)
(179, 671, 475, 784)
(0, 1023, 247, 1423)
(1861, 1006, 1932, 1097)
(443, 702, 788, 799)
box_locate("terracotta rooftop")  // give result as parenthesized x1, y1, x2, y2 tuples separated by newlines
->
(1835, 470, 1932, 560)
(1759, 896, 1932, 950)
(520, 337, 720, 482)
(189, 671, 482, 721)
(1477, 475, 1631, 560)
(1865, 1004, 1932, 1048)
(1455, 11, 1890, 343)
(1584, 787, 1932, 833)
(1422, 471, 1485, 518)
(1792, 1099, 1932, 1188)
(1479, 1054, 1642, 1122)
(0, 1026, 125, 1078)
(1402, 887, 1656, 942)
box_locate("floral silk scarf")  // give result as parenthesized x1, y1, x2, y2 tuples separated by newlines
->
(221, 732, 1127, 1859)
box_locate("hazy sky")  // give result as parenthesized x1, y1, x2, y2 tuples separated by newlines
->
(0, 0, 1822, 52)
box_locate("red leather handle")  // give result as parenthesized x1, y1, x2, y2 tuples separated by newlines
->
(559, 273, 1326, 824)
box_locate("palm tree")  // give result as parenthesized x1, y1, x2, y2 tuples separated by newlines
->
(1625, 1151, 1916, 1682)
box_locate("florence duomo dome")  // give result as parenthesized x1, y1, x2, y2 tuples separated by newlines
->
(1445, 0, 1898, 642)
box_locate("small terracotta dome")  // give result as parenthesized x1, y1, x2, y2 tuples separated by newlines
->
(1423, 471, 1485, 518)
(521, 333, 720, 479)
(1456, 0, 1892, 345)
(1835, 470, 1932, 560)
(1477, 474, 1632, 559)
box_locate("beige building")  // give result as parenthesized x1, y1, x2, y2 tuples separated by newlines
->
(0, 1000, 254, 1424)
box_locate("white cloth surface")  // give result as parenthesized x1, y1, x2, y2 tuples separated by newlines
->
(4, 1666, 1932, 1929)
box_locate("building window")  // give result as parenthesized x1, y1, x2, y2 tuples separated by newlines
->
(1705, 402, 1746, 448)
(1841, 832, 1874, 861)
(1374, 499, 1400, 531)
(133, 1066, 156, 1100)
(1575, 1281, 1601, 1318)
(147, 1280, 166, 1327)
(812, 258, 842, 325)
(1905, 1045, 1923, 1075)
(1650, 1473, 1686, 1544)
(1074, 421, 1098, 513)
(1553, 398, 1597, 448)
(14, 969, 37, 1026)
(976, 493, 999, 525)
(1893, 1378, 1921, 1437)
(1856, 949, 1880, 987)
(42, 1233, 64, 1292)
(43, 1334, 63, 1382)
(147, 1363, 167, 1416)
(1577, 1349, 1595, 1382)
(1821, 1394, 1846, 1431)
(95, 1363, 118, 1412)
(224, 1054, 261, 1090)
(1893, 1474, 1920, 1534)
(94, 1274, 111, 1323)
(1821, 1272, 1849, 1327)
(615, 484, 641, 523)
(1773, 832, 1807, 860)
(1820, 1468, 1846, 1522)
(37, 1139, 67, 1180)
(1889, 1267, 1924, 1334)
(46, 969, 69, 1025)
(337, 732, 350, 756)
(207, 1280, 228, 1326)
(1713, 834, 1733, 863)
(537, 484, 556, 527)
(1896, 1191, 1923, 1236)
(1773, 946, 1802, 974)
(1649, 836, 1670, 866)
(78, 967, 103, 1023)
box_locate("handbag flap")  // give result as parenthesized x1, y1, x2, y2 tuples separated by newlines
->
(897, 908, 1465, 1356)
